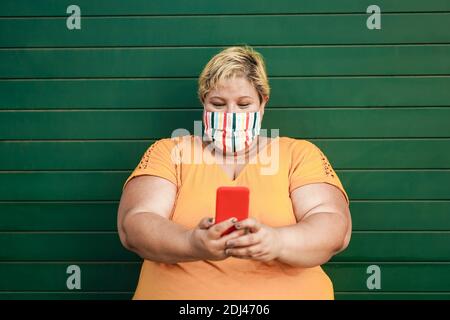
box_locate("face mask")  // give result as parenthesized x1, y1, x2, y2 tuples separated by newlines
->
(203, 110, 262, 154)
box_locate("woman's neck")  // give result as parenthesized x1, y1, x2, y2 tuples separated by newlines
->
(223, 136, 270, 164)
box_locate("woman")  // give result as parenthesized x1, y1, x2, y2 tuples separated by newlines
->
(117, 45, 352, 300)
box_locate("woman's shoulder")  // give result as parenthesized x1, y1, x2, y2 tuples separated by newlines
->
(278, 136, 319, 153)
(141, 136, 193, 162)
(150, 135, 196, 148)
(148, 135, 202, 159)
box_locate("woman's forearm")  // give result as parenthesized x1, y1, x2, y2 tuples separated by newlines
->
(275, 212, 349, 268)
(122, 211, 197, 264)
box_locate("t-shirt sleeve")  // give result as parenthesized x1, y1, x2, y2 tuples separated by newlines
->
(122, 138, 178, 191)
(289, 139, 349, 204)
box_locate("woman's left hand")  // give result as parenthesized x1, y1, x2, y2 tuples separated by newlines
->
(224, 217, 282, 262)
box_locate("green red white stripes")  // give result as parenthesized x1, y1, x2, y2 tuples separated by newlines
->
(203, 111, 261, 153)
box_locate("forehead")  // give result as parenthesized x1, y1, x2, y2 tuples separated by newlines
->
(208, 76, 258, 99)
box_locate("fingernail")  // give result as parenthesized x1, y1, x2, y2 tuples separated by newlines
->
(231, 217, 237, 223)
(235, 223, 240, 229)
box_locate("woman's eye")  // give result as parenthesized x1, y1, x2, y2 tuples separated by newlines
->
(210, 103, 250, 109)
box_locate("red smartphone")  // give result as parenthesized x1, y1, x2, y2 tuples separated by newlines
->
(215, 186, 250, 237)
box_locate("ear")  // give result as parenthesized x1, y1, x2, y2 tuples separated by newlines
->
(260, 95, 269, 117)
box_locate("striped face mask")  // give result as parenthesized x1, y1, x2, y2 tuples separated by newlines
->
(203, 110, 262, 154)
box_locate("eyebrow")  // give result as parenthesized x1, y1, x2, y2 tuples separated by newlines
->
(210, 96, 254, 100)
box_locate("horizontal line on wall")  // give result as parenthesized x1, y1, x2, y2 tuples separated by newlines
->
(351, 199, 450, 202)
(1, 169, 450, 173)
(0, 261, 450, 266)
(6, 73, 450, 82)
(0, 200, 121, 203)
(335, 291, 450, 294)
(311, 137, 450, 141)
(1, 199, 450, 203)
(0, 291, 448, 296)
(0, 199, 449, 203)
(0, 291, 134, 294)
(2, 137, 450, 142)
(1, 12, 450, 19)
(350, 199, 450, 203)
(3, 75, 450, 80)
(1, 261, 450, 265)
(327, 262, 450, 265)
(1, 230, 449, 233)
(0, 170, 131, 173)
(0, 230, 120, 233)
(2, 169, 450, 173)
(0, 198, 450, 204)
(2, 75, 450, 81)
(0, 231, 119, 234)
(3, 74, 450, 81)
(0, 291, 449, 295)
(2, 43, 450, 51)
(2, 42, 450, 50)
(0, 261, 141, 264)
(1, 168, 449, 171)
(2, 107, 450, 112)
(339, 169, 450, 172)
(1, 230, 449, 235)
(0, 166, 442, 174)
(351, 231, 450, 234)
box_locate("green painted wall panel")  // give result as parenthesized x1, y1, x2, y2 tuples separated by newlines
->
(0, 233, 449, 262)
(0, 292, 133, 300)
(1, 109, 450, 139)
(0, 263, 449, 292)
(0, 263, 141, 291)
(0, 292, 448, 300)
(0, 171, 450, 201)
(2, 0, 450, 16)
(1, 78, 450, 109)
(1, 14, 450, 47)
(1, 201, 449, 232)
(1, 46, 450, 78)
(1, 140, 449, 170)
(334, 293, 450, 300)
(0, 1, 448, 300)
(0, 233, 139, 261)
(0, 203, 119, 231)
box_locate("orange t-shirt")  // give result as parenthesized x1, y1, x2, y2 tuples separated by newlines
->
(122, 135, 349, 300)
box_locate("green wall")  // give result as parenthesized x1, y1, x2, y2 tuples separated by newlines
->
(1, 1, 450, 300)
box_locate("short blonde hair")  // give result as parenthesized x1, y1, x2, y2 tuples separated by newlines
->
(197, 45, 270, 104)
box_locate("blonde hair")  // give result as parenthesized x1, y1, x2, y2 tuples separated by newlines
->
(197, 45, 270, 104)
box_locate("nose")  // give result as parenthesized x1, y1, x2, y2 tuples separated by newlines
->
(225, 105, 244, 113)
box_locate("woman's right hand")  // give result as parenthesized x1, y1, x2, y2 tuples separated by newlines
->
(188, 217, 247, 261)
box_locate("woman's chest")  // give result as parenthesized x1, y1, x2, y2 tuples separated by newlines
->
(170, 162, 297, 229)
(217, 162, 247, 180)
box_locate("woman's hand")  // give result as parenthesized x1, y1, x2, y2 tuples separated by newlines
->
(223, 217, 283, 262)
(188, 217, 247, 261)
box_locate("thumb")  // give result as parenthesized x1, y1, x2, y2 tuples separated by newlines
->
(198, 217, 215, 230)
